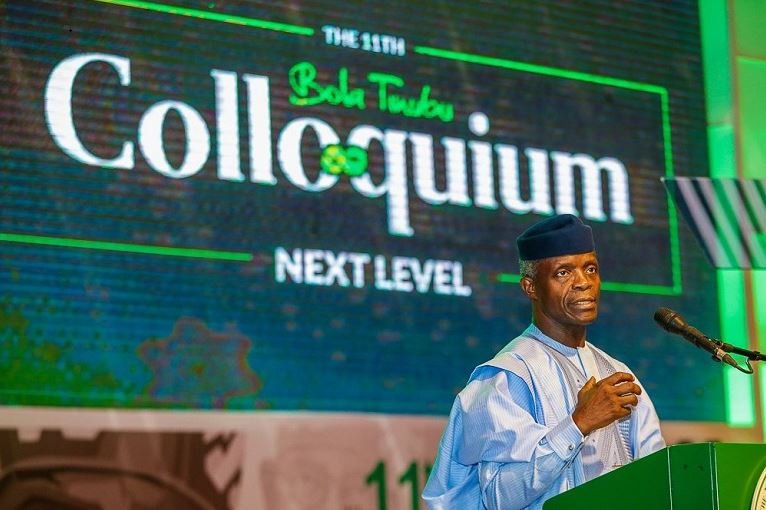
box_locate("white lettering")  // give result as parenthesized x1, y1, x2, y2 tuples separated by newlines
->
(432, 260, 451, 294)
(211, 69, 244, 182)
(243, 74, 276, 184)
(496, 145, 554, 215)
(324, 250, 350, 287)
(411, 133, 470, 206)
(411, 259, 434, 293)
(351, 129, 412, 236)
(283, 248, 478, 295)
(551, 152, 634, 223)
(138, 100, 209, 178)
(392, 257, 414, 292)
(374, 255, 394, 290)
(469, 139, 496, 209)
(348, 252, 371, 288)
(275, 247, 303, 283)
(278, 118, 339, 191)
(452, 262, 472, 296)
(45, 53, 635, 238)
(44, 53, 134, 168)
(303, 249, 325, 285)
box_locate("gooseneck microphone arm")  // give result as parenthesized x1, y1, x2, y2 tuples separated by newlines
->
(711, 338, 766, 361)
(653, 307, 757, 374)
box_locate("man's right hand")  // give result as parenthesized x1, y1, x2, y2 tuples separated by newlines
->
(571, 372, 641, 436)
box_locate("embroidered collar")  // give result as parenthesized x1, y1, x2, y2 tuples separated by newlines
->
(525, 323, 588, 357)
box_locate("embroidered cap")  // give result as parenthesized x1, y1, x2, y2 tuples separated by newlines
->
(516, 214, 595, 261)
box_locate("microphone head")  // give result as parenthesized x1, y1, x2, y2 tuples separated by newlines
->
(653, 307, 688, 334)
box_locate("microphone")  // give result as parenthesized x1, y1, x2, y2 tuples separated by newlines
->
(653, 307, 739, 369)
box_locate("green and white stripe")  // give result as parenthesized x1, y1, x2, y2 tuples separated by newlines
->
(664, 177, 766, 269)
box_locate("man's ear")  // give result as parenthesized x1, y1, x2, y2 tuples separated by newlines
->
(520, 276, 536, 300)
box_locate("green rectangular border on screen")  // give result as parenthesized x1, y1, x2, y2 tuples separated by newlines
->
(412, 48, 682, 296)
(0, 0, 683, 296)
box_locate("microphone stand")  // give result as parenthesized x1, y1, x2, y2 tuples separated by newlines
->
(710, 338, 766, 374)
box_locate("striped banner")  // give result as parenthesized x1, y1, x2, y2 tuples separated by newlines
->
(663, 177, 766, 269)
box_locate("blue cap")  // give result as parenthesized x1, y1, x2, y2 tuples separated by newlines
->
(516, 214, 595, 261)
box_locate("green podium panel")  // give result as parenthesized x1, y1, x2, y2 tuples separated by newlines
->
(543, 443, 766, 510)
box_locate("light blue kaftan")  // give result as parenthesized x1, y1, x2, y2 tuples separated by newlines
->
(422, 324, 665, 510)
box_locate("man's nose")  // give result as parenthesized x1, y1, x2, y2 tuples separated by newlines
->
(572, 269, 592, 289)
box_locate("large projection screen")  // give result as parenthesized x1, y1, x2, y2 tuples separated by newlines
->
(0, 1, 729, 507)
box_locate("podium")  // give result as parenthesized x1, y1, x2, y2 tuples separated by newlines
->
(543, 443, 766, 509)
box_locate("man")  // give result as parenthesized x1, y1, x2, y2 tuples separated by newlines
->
(422, 214, 665, 510)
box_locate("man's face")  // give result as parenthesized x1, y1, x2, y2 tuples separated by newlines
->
(524, 251, 601, 328)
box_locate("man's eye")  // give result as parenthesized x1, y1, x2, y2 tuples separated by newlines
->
(586, 266, 598, 274)
(556, 270, 569, 277)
